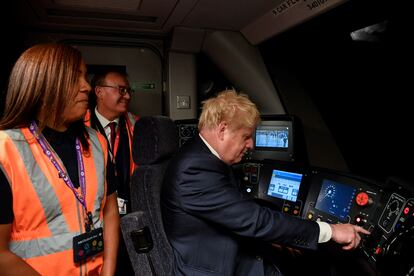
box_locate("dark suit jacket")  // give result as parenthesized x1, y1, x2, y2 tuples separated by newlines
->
(161, 136, 319, 276)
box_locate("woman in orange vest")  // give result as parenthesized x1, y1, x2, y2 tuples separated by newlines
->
(0, 44, 119, 275)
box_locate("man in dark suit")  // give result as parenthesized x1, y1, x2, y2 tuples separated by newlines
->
(161, 90, 369, 275)
(85, 69, 138, 275)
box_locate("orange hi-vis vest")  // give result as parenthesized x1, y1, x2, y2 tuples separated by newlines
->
(0, 127, 108, 276)
(84, 110, 137, 176)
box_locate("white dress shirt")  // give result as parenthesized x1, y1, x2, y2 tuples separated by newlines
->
(94, 107, 119, 151)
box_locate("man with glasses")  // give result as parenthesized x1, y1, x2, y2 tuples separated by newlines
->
(85, 69, 138, 275)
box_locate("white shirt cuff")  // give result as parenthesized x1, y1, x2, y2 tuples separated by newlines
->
(316, 221, 332, 243)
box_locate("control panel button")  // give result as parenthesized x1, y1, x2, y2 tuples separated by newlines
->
(354, 215, 366, 226)
(356, 192, 370, 207)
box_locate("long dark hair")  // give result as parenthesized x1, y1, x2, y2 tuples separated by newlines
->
(0, 43, 90, 151)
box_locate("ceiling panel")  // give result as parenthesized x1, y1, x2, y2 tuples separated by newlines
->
(14, 0, 346, 42)
(19, 0, 180, 33)
(53, 0, 143, 11)
(181, 0, 283, 31)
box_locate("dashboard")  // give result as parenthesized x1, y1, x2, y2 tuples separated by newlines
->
(234, 160, 414, 275)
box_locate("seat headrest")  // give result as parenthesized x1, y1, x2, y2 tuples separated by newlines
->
(133, 116, 178, 165)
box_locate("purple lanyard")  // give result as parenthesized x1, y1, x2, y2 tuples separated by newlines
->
(29, 121, 88, 212)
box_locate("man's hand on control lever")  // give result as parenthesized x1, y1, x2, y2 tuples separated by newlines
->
(330, 223, 371, 250)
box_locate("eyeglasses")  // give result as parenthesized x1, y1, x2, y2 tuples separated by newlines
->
(98, 85, 134, 96)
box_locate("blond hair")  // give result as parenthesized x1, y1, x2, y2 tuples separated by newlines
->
(198, 90, 260, 131)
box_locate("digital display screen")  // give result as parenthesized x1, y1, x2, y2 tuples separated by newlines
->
(315, 179, 357, 220)
(255, 126, 289, 149)
(267, 169, 302, 202)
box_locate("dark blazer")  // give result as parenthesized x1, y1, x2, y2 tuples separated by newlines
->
(161, 136, 319, 276)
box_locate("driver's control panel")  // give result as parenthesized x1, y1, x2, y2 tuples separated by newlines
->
(233, 160, 414, 275)
(234, 162, 306, 217)
(304, 170, 385, 231)
(361, 196, 414, 266)
(378, 193, 405, 233)
(234, 161, 414, 273)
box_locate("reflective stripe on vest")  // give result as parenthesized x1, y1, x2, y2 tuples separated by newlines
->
(124, 112, 137, 175)
(0, 127, 106, 274)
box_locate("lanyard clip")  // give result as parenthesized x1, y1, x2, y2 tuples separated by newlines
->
(84, 211, 93, 232)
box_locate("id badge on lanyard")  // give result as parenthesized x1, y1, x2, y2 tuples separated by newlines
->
(73, 211, 104, 263)
(73, 227, 104, 263)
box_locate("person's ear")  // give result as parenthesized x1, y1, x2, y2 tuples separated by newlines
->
(217, 121, 228, 140)
(95, 86, 103, 98)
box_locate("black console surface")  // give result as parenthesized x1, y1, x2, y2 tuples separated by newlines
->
(233, 160, 414, 275)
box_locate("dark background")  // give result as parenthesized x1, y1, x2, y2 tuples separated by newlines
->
(260, 0, 412, 184)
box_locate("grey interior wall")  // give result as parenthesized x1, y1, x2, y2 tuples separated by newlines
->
(75, 45, 162, 117)
(166, 27, 205, 120)
(166, 28, 284, 119)
(202, 31, 285, 115)
(17, 31, 164, 117)
(167, 52, 198, 120)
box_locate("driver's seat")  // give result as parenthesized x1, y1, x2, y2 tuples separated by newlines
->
(120, 116, 178, 275)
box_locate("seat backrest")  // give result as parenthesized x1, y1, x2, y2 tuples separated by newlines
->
(121, 116, 178, 276)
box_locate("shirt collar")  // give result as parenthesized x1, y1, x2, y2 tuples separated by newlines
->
(95, 107, 120, 128)
(199, 133, 221, 160)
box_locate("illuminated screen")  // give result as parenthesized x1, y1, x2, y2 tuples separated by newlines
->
(255, 126, 289, 149)
(267, 169, 302, 202)
(315, 179, 357, 220)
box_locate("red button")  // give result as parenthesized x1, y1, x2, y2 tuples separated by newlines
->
(356, 192, 369, 206)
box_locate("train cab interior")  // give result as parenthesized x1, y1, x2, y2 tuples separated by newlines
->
(1, 0, 413, 275)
